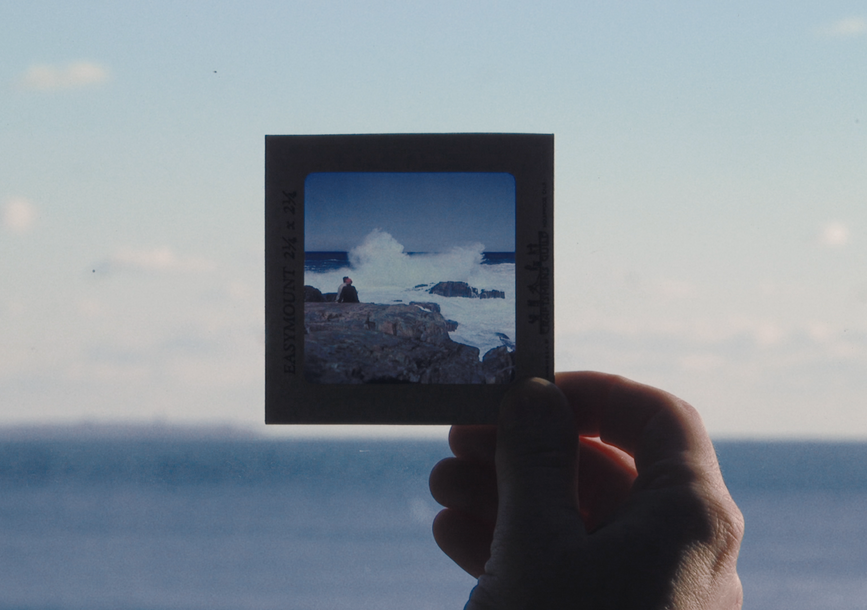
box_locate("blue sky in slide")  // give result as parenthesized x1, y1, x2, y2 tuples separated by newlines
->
(1, 2, 866, 437)
(305, 173, 515, 253)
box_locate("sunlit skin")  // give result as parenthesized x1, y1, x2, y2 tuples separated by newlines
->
(429, 373, 744, 609)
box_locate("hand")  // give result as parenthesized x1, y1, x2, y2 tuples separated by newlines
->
(429, 373, 744, 609)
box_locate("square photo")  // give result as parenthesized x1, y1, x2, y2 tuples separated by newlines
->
(266, 133, 553, 423)
(303, 172, 516, 384)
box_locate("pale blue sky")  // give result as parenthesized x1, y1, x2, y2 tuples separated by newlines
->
(1, 2, 866, 437)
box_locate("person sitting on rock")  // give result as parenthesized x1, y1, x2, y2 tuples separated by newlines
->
(337, 276, 359, 303)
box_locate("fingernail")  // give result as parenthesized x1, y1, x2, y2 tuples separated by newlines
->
(500, 378, 565, 430)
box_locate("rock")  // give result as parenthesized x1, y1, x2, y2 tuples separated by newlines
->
(323, 292, 337, 302)
(428, 281, 506, 299)
(303, 302, 513, 384)
(304, 329, 484, 384)
(445, 320, 459, 332)
(480, 289, 505, 299)
(429, 281, 479, 298)
(481, 346, 516, 384)
(305, 303, 452, 344)
(304, 285, 325, 302)
(304, 303, 486, 384)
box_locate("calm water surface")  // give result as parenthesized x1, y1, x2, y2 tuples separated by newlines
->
(1, 436, 865, 609)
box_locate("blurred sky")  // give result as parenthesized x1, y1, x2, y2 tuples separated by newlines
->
(1, 1, 865, 438)
(305, 172, 515, 252)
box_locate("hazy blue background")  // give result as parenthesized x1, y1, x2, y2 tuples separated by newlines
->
(1, 1, 866, 438)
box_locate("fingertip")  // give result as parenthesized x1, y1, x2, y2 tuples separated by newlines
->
(499, 377, 571, 434)
(432, 508, 493, 578)
(429, 457, 498, 523)
(428, 457, 453, 504)
(576, 437, 636, 531)
(448, 425, 497, 462)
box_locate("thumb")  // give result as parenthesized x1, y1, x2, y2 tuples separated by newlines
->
(495, 377, 580, 525)
(482, 378, 585, 583)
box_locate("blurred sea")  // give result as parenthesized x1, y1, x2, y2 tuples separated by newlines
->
(1, 431, 865, 610)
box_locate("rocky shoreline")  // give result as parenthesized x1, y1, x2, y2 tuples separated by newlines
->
(303, 301, 515, 384)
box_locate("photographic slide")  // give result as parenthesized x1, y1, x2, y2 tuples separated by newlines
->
(265, 134, 553, 424)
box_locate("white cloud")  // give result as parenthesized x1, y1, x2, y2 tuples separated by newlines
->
(19, 61, 109, 91)
(102, 246, 216, 274)
(753, 322, 785, 347)
(819, 221, 850, 247)
(806, 322, 834, 343)
(679, 352, 725, 372)
(2, 198, 37, 233)
(555, 316, 867, 437)
(652, 278, 694, 300)
(819, 17, 867, 38)
(64, 360, 150, 384)
(77, 298, 107, 318)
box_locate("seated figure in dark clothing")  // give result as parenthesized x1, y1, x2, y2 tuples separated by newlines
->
(337, 276, 359, 303)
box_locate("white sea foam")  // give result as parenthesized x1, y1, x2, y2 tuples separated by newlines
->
(346, 228, 486, 289)
(306, 230, 515, 357)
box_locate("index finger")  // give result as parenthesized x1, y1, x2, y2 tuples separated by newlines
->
(555, 371, 722, 485)
(448, 425, 497, 463)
